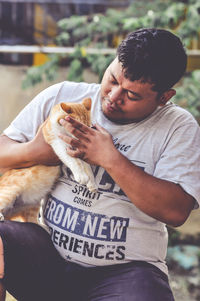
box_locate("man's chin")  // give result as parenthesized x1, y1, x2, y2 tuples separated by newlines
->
(103, 112, 133, 125)
(103, 110, 121, 123)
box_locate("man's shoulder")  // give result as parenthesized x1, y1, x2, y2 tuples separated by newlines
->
(157, 102, 198, 125)
(44, 81, 100, 94)
(40, 81, 101, 104)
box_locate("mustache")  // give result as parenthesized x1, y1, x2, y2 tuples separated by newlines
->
(103, 97, 122, 112)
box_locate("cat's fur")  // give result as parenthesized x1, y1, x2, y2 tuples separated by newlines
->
(0, 98, 96, 222)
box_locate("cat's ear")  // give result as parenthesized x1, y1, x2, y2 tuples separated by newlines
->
(82, 98, 91, 111)
(60, 103, 72, 114)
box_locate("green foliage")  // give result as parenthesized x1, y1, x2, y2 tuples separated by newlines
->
(22, 54, 60, 88)
(23, 0, 200, 120)
(175, 0, 200, 46)
(87, 54, 114, 81)
(173, 70, 200, 122)
(67, 58, 84, 82)
(167, 226, 181, 247)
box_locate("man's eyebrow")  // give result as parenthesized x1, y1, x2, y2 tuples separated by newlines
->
(110, 72, 118, 82)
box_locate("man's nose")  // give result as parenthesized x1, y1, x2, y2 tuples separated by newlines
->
(109, 86, 124, 104)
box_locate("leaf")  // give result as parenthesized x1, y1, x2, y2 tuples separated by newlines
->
(22, 66, 43, 89)
(67, 59, 84, 82)
(56, 32, 70, 46)
(173, 70, 200, 121)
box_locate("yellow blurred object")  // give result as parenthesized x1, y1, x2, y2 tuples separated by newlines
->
(112, 34, 124, 48)
(34, 4, 57, 45)
(187, 54, 200, 72)
(186, 35, 200, 71)
(80, 47, 87, 57)
(33, 53, 49, 66)
(33, 3, 58, 66)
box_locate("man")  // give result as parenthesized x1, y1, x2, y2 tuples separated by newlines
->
(0, 28, 200, 301)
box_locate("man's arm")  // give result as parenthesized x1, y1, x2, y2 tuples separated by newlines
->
(0, 125, 59, 172)
(0, 135, 33, 172)
(58, 117, 196, 227)
(103, 150, 195, 227)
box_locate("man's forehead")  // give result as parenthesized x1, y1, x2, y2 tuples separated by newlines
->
(110, 64, 155, 93)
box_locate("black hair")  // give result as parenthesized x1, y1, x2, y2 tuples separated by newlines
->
(117, 28, 187, 93)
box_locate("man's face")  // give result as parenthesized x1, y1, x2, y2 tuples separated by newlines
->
(101, 58, 163, 124)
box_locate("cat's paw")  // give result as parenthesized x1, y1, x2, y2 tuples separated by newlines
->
(0, 213, 4, 222)
(87, 180, 97, 192)
(74, 173, 89, 186)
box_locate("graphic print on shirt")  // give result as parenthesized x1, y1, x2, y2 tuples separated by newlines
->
(44, 136, 146, 265)
(94, 134, 146, 198)
(61, 159, 145, 201)
(44, 195, 129, 264)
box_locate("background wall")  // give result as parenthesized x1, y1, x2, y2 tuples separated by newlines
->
(0, 64, 98, 132)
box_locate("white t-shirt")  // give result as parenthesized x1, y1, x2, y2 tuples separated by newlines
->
(4, 81, 200, 275)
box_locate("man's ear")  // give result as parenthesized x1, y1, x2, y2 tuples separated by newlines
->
(158, 89, 176, 106)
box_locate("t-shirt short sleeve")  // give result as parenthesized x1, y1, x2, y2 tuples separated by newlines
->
(153, 118, 200, 208)
(3, 82, 63, 142)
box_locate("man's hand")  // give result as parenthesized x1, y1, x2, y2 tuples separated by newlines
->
(58, 116, 117, 167)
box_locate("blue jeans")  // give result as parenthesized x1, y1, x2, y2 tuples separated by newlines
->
(0, 221, 174, 301)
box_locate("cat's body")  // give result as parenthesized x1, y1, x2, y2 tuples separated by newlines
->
(0, 98, 96, 222)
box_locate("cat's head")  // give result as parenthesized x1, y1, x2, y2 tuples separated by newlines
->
(57, 98, 92, 126)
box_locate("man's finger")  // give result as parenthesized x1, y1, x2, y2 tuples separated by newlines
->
(58, 133, 81, 148)
(64, 116, 89, 133)
(66, 147, 86, 160)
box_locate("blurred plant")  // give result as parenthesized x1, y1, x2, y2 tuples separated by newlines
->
(167, 226, 200, 247)
(167, 226, 181, 247)
(173, 70, 200, 122)
(22, 0, 200, 120)
(175, 0, 200, 47)
(22, 54, 60, 88)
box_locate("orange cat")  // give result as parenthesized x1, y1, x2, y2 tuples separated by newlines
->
(0, 98, 96, 223)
